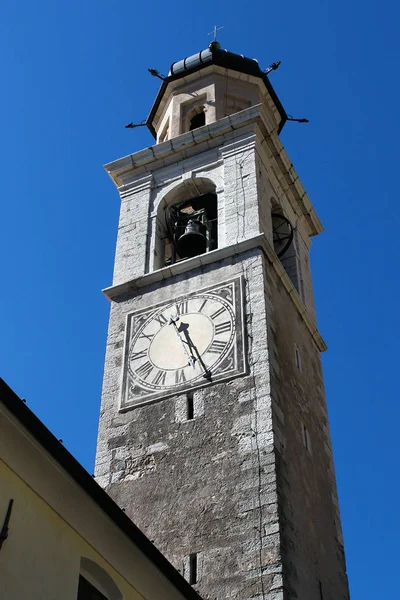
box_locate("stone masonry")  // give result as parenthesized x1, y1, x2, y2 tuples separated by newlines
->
(95, 72, 350, 599)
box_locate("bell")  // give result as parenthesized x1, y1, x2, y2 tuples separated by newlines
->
(176, 219, 207, 259)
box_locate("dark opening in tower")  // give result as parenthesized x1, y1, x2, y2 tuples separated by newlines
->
(189, 111, 205, 130)
(271, 209, 300, 294)
(164, 192, 218, 265)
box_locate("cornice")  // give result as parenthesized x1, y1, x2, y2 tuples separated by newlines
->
(253, 119, 323, 237)
(103, 234, 327, 353)
(118, 173, 153, 199)
(104, 105, 263, 187)
(104, 104, 322, 236)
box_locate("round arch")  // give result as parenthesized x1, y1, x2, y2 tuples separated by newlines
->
(79, 557, 122, 600)
(161, 177, 217, 209)
(154, 177, 218, 269)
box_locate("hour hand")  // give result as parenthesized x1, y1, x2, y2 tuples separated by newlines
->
(169, 315, 196, 368)
(178, 322, 211, 379)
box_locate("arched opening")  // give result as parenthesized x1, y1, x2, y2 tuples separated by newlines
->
(182, 102, 206, 134)
(189, 111, 205, 130)
(77, 558, 122, 600)
(271, 202, 301, 294)
(155, 179, 218, 269)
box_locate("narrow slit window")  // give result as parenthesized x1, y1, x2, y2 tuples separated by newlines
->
(302, 423, 311, 452)
(303, 423, 308, 449)
(189, 553, 198, 584)
(294, 343, 302, 371)
(319, 580, 324, 599)
(187, 393, 194, 420)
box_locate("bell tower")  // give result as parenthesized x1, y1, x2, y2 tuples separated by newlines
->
(95, 42, 350, 600)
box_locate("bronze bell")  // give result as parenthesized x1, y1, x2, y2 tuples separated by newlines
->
(176, 219, 207, 259)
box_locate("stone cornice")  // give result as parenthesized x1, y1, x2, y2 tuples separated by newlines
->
(254, 120, 323, 237)
(104, 106, 263, 187)
(103, 234, 327, 353)
(104, 104, 322, 237)
(118, 173, 153, 199)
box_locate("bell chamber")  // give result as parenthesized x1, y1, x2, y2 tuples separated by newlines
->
(164, 192, 218, 264)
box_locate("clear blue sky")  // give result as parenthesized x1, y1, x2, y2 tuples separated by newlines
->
(1, 1, 399, 598)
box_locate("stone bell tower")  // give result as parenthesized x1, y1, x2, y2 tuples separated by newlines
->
(95, 41, 350, 600)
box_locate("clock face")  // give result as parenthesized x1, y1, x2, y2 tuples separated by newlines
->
(121, 277, 245, 409)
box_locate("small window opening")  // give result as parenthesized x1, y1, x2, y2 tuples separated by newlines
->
(294, 344, 302, 371)
(302, 423, 311, 451)
(187, 393, 194, 420)
(164, 192, 218, 265)
(189, 111, 205, 131)
(189, 553, 198, 584)
(77, 576, 108, 600)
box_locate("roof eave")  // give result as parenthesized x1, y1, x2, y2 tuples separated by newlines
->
(0, 378, 204, 600)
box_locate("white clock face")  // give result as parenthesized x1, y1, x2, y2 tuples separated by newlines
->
(129, 295, 234, 390)
(121, 277, 245, 409)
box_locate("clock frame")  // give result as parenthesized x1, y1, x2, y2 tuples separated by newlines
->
(120, 276, 246, 409)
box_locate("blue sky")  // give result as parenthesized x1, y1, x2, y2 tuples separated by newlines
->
(1, 1, 399, 598)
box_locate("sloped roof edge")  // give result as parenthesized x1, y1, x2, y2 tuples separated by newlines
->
(0, 377, 204, 600)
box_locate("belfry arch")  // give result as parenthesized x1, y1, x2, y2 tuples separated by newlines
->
(153, 177, 218, 270)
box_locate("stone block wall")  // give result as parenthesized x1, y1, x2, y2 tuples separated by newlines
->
(264, 259, 349, 600)
(112, 127, 263, 284)
(96, 250, 286, 600)
(98, 106, 349, 599)
(96, 245, 349, 599)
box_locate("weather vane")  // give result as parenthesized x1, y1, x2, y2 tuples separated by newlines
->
(208, 25, 224, 42)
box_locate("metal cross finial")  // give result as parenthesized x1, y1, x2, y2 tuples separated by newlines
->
(208, 25, 224, 42)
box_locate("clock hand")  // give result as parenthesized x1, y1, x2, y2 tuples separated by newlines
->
(169, 315, 196, 368)
(178, 322, 212, 381)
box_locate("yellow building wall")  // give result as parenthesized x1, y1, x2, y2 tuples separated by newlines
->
(0, 460, 145, 600)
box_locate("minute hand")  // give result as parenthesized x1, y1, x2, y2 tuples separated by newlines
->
(169, 315, 196, 368)
(178, 322, 212, 381)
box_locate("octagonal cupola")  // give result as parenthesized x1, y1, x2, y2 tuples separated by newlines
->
(147, 41, 287, 143)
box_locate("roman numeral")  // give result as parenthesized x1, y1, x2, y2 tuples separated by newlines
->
(175, 369, 186, 384)
(198, 298, 208, 312)
(210, 307, 225, 320)
(208, 340, 226, 354)
(215, 321, 231, 334)
(152, 370, 167, 386)
(139, 331, 155, 342)
(136, 361, 153, 380)
(154, 313, 168, 327)
(130, 349, 147, 361)
(176, 299, 189, 315)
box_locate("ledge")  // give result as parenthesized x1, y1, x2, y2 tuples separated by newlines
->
(104, 104, 264, 185)
(103, 234, 327, 352)
(103, 237, 264, 299)
(104, 104, 322, 238)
